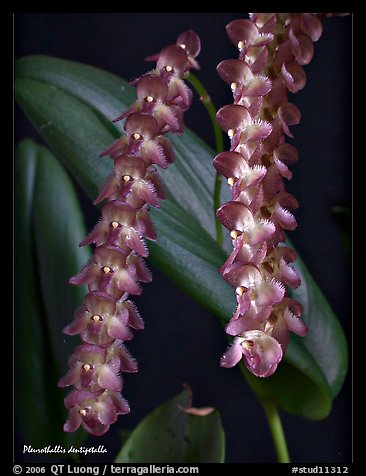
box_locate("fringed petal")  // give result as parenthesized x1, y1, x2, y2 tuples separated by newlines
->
(284, 309, 308, 336)
(109, 392, 131, 415)
(126, 229, 148, 257)
(107, 317, 133, 341)
(116, 344, 138, 373)
(279, 258, 301, 288)
(220, 338, 243, 368)
(240, 120, 272, 142)
(69, 260, 97, 286)
(136, 209, 157, 241)
(97, 366, 122, 392)
(136, 181, 161, 208)
(274, 202, 297, 230)
(58, 363, 82, 388)
(243, 76, 272, 97)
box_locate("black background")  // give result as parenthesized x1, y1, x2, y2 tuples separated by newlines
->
(14, 13, 352, 463)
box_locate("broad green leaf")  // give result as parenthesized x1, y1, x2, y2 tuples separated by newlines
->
(289, 252, 348, 399)
(15, 138, 90, 447)
(15, 55, 348, 419)
(115, 389, 225, 463)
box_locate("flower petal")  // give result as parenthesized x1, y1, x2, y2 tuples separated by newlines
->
(217, 59, 252, 85)
(168, 78, 192, 109)
(281, 62, 306, 93)
(136, 74, 168, 102)
(223, 262, 261, 289)
(216, 200, 254, 232)
(216, 104, 251, 134)
(108, 316, 133, 341)
(141, 140, 168, 169)
(135, 181, 161, 208)
(176, 30, 201, 58)
(69, 260, 96, 286)
(116, 344, 138, 373)
(251, 32, 274, 47)
(98, 365, 122, 392)
(269, 311, 290, 352)
(94, 399, 118, 425)
(248, 46, 269, 74)
(213, 151, 249, 179)
(156, 45, 188, 76)
(126, 229, 148, 257)
(237, 291, 251, 315)
(84, 291, 116, 316)
(155, 104, 180, 132)
(256, 278, 285, 307)
(128, 254, 152, 283)
(123, 300, 144, 330)
(279, 258, 301, 288)
(124, 112, 159, 140)
(273, 157, 292, 179)
(241, 330, 283, 377)
(58, 362, 82, 388)
(240, 120, 272, 142)
(226, 19, 259, 49)
(116, 270, 142, 296)
(249, 219, 276, 245)
(63, 313, 89, 335)
(274, 143, 299, 165)
(64, 407, 81, 433)
(110, 392, 131, 414)
(93, 175, 119, 205)
(284, 309, 308, 336)
(79, 221, 105, 247)
(289, 30, 314, 65)
(64, 389, 95, 409)
(243, 96, 264, 117)
(81, 413, 110, 436)
(114, 155, 147, 180)
(274, 202, 297, 230)
(300, 14, 323, 42)
(220, 338, 243, 368)
(243, 76, 272, 97)
(137, 208, 157, 241)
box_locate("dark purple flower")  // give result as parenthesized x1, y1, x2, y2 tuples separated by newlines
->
(61, 30, 200, 435)
(215, 14, 328, 377)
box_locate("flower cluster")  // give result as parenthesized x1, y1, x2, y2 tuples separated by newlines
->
(59, 30, 201, 435)
(215, 13, 325, 377)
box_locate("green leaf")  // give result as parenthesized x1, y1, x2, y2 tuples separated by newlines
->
(15, 55, 347, 419)
(288, 250, 348, 399)
(15, 138, 91, 447)
(115, 389, 225, 463)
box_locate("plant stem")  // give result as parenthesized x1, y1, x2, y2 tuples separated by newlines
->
(261, 399, 290, 463)
(186, 73, 224, 246)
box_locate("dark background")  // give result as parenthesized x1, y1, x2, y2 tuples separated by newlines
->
(14, 13, 352, 463)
